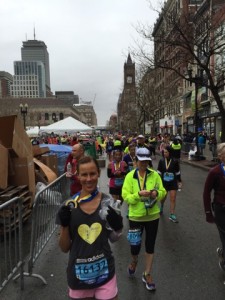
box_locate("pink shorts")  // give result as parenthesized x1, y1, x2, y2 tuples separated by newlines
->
(69, 275, 118, 300)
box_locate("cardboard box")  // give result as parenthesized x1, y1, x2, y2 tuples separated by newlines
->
(40, 154, 58, 175)
(33, 158, 57, 183)
(0, 145, 8, 189)
(0, 115, 33, 158)
(32, 145, 50, 157)
(8, 156, 36, 203)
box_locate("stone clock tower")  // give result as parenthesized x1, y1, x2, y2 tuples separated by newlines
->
(118, 53, 137, 133)
(124, 53, 135, 87)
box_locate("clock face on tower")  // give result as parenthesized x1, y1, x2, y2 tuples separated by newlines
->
(127, 76, 132, 83)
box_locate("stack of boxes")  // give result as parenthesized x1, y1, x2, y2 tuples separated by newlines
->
(0, 115, 35, 200)
(0, 115, 35, 226)
(0, 115, 59, 229)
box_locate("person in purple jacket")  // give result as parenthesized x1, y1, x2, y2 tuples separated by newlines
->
(203, 143, 225, 272)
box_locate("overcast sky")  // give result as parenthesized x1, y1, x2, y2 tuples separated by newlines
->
(0, 0, 158, 125)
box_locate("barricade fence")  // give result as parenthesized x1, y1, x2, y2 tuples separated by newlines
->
(0, 196, 24, 292)
(20, 173, 70, 284)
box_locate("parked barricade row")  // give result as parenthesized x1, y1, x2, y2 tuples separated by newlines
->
(0, 196, 24, 292)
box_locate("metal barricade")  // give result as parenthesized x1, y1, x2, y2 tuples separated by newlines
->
(0, 197, 24, 292)
(14, 173, 70, 284)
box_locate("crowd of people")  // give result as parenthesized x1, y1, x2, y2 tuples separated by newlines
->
(31, 129, 222, 162)
(55, 131, 225, 299)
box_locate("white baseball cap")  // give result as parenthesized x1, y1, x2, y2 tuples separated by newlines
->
(137, 134, 145, 139)
(136, 148, 151, 161)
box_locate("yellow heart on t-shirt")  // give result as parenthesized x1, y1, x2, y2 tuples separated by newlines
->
(78, 223, 102, 244)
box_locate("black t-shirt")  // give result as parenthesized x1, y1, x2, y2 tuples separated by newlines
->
(66, 193, 115, 290)
(157, 158, 181, 190)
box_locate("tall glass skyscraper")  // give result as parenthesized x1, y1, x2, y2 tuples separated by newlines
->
(21, 39, 51, 91)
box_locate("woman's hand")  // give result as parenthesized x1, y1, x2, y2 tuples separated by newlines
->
(57, 205, 71, 227)
(149, 189, 158, 199)
(139, 190, 151, 197)
(139, 189, 158, 199)
(106, 206, 123, 231)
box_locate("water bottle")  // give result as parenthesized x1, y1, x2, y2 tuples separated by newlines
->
(111, 200, 122, 214)
(66, 162, 72, 177)
(99, 197, 113, 220)
(99, 198, 121, 220)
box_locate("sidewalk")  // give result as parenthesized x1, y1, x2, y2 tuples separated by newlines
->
(180, 151, 218, 171)
(156, 145, 218, 172)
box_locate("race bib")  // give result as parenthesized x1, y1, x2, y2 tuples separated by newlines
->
(115, 178, 124, 187)
(163, 172, 174, 182)
(75, 256, 109, 285)
(127, 229, 142, 245)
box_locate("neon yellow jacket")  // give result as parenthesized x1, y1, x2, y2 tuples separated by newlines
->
(122, 168, 166, 219)
(124, 146, 129, 154)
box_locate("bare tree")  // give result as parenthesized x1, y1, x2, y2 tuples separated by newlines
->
(131, 0, 225, 142)
(135, 66, 162, 135)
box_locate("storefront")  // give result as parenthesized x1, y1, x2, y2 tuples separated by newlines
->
(159, 116, 175, 135)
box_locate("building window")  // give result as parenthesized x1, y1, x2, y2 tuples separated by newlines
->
(45, 113, 49, 120)
(59, 112, 64, 120)
(52, 113, 57, 122)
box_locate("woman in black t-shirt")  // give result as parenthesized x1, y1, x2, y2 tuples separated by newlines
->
(157, 146, 182, 223)
(56, 156, 123, 300)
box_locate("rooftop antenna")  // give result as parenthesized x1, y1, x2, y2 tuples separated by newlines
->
(34, 25, 36, 40)
(25, 33, 27, 41)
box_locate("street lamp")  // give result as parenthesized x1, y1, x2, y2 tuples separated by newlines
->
(187, 64, 204, 160)
(19, 103, 28, 129)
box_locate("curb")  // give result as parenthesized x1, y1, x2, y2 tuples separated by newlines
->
(181, 159, 212, 171)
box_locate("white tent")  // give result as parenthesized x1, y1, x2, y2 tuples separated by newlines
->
(38, 117, 93, 134)
(26, 126, 42, 137)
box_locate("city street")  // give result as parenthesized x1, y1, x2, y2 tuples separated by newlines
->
(1, 156, 225, 300)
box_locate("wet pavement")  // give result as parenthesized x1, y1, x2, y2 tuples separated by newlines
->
(1, 152, 224, 300)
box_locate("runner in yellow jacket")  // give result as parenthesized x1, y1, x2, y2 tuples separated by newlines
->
(122, 148, 166, 292)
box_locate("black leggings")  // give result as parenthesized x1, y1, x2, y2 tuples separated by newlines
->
(129, 219, 159, 255)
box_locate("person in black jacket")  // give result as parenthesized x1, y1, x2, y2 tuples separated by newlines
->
(157, 146, 182, 223)
(170, 138, 182, 162)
